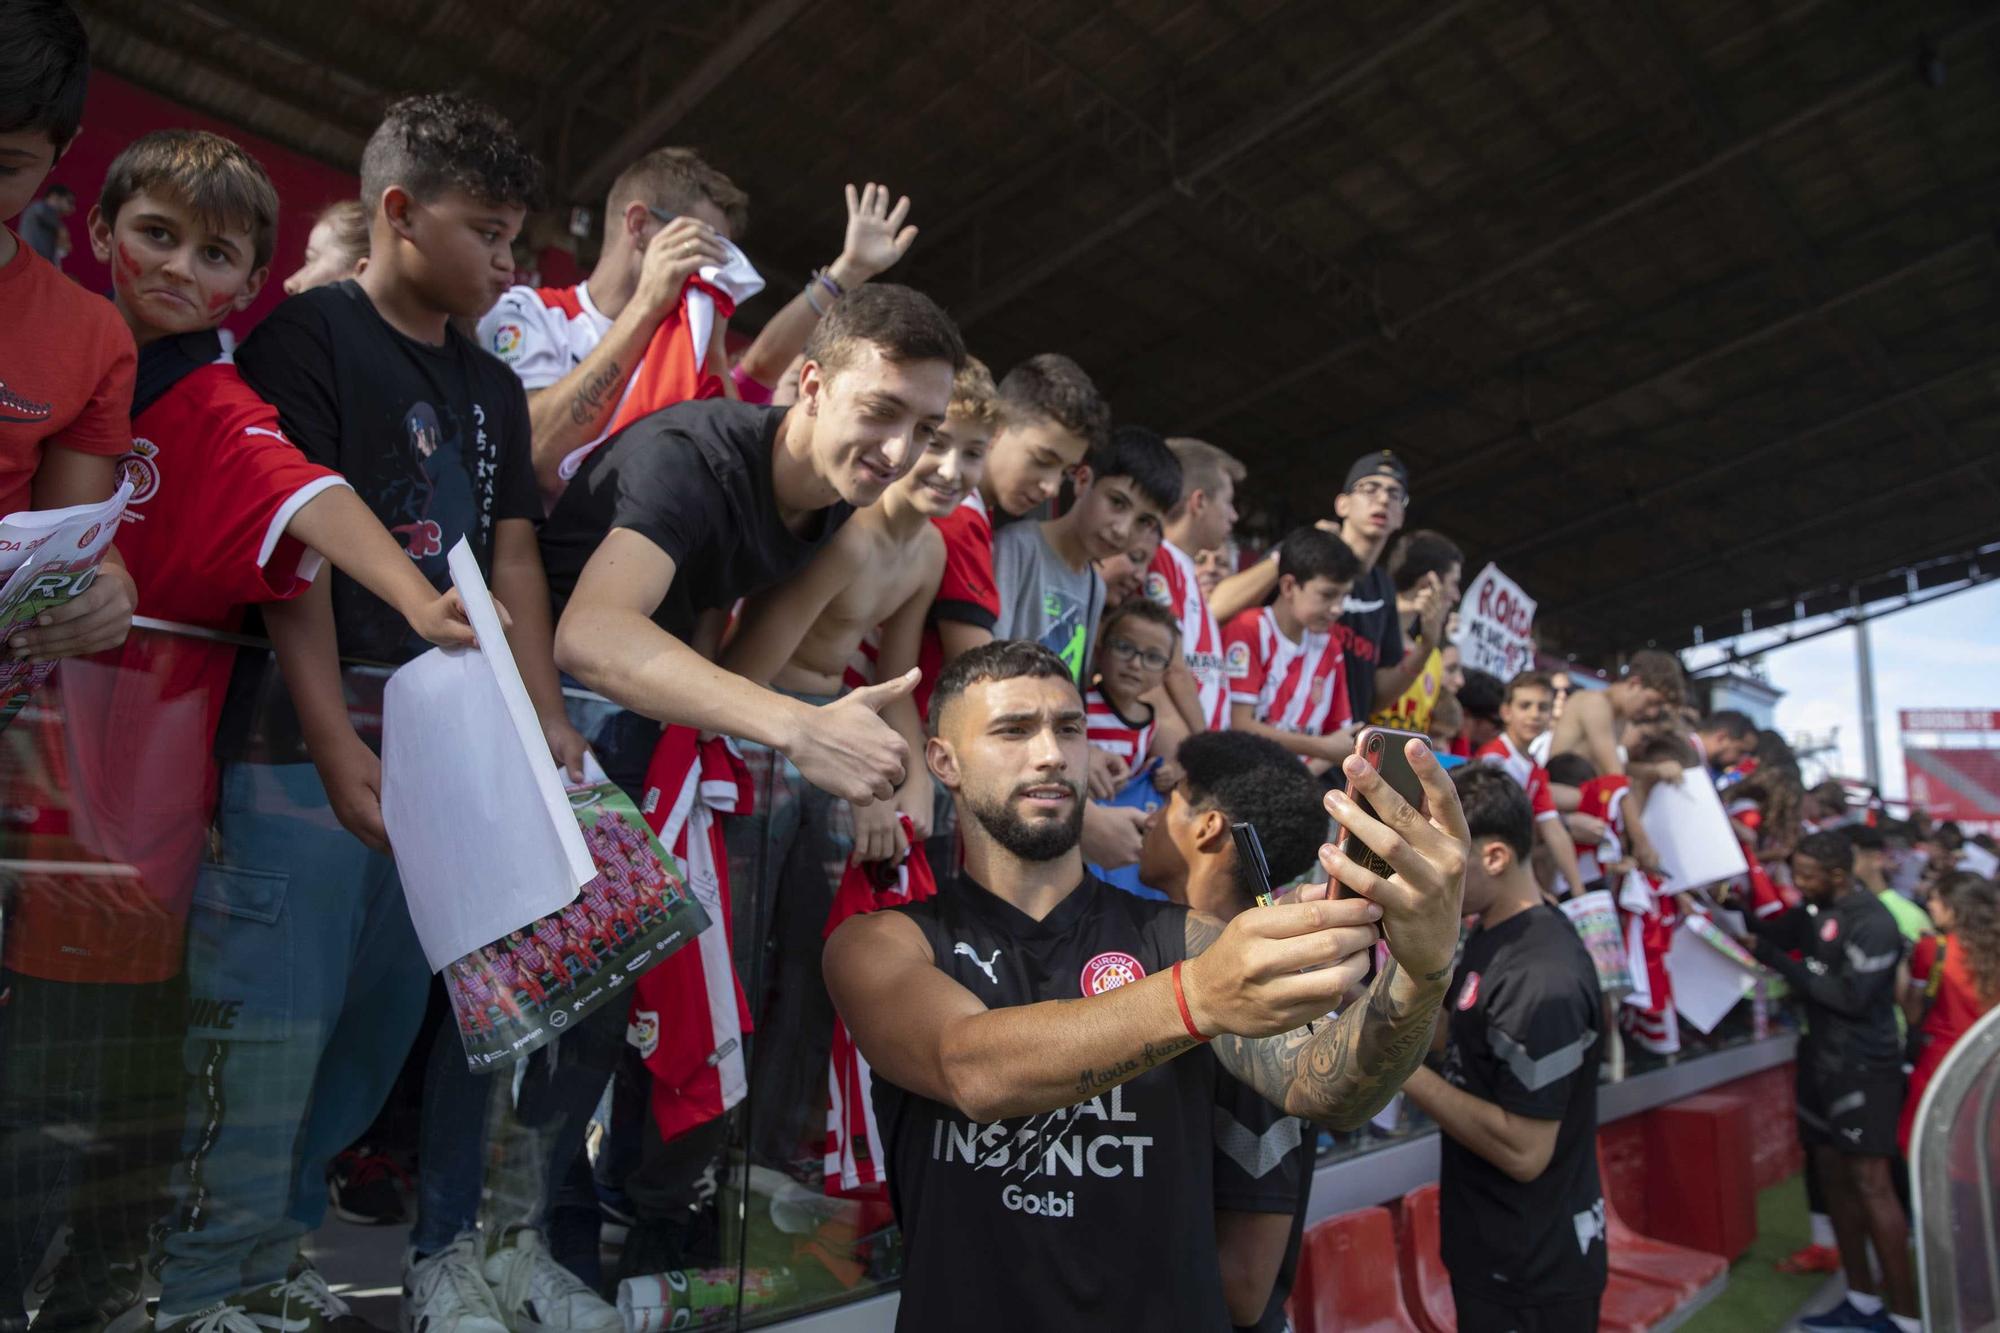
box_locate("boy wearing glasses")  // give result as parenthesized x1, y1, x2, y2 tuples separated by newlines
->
(1084, 598, 1180, 793)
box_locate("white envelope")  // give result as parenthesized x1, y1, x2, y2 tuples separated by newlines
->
(381, 539, 596, 972)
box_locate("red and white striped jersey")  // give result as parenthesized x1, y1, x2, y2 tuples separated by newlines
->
(1475, 734, 1560, 823)
(1085, 685, 1157, 773)
(1145, 537, 1228, 731)
(1221, 607, 1352, 738)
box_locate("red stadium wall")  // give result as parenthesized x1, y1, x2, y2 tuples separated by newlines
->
(39, 73, 360, 337)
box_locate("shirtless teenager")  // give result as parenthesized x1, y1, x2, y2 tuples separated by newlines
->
(1547, 648, 1686, 777)
(723, 356, 1002, 864)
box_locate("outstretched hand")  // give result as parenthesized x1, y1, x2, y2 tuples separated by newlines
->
(837, 183, 917, 281)
(1318, 740, 1468, 981)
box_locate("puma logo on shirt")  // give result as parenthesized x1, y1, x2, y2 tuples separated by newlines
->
(954, 941, 1002, 984)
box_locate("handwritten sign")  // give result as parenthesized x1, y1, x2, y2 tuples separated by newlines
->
(1458, 562, 1537, 679)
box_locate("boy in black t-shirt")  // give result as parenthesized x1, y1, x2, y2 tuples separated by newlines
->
(156, 96, 587, 1333)
(1135, 730, 1333, 1333)
(1401, 765, 1607, 1332)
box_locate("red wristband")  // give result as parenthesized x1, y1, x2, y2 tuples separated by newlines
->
(1172, 960, 1210, 1043)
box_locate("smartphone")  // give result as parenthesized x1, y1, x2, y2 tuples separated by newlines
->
(1339, 726, 1430, 887)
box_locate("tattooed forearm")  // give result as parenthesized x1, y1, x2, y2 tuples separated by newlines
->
(1074, 1037, 1197, 1098)
(1213, 957, 1445, 1130)
(569, 358, 622, 427)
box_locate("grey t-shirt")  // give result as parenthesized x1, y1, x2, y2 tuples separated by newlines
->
(20, 200, 63, 262)
(992, 520, 1105, 685)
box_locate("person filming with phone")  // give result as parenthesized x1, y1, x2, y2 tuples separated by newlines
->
(823, 641, 1468, 1330)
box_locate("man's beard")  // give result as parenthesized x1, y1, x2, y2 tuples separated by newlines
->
(965, 786, 1084, 862)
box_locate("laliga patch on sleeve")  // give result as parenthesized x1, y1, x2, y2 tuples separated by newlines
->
(1144, 570, 1171, 607)
(1226, 640, 1251, 678)
(490, 322, 525, 361)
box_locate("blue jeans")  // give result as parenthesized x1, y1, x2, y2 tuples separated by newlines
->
(158, 763, 429, 1310)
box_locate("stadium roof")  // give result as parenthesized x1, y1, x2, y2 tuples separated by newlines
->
(73, 0, 2000, 661)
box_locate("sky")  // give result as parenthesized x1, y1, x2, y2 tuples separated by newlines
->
(1683, 579, 2000, 798)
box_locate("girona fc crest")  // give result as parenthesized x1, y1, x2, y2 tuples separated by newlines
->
(1457, 971, 1482, 1010)
(1820, 917, 1840, 943)
(118, 438, 162, 508)
(1080, 950, 1146, 995)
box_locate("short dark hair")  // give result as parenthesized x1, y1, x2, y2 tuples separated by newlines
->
(1277, 526, 1360, 588)
(1388, 529, 1463, 595)
(1630, 728, 1698, 768)
(1505, 670, 1555, 705)
(1097, 597, 1178, 650)
(802, 283, 966, 380)
(1795, 828, 1854, 873)
(1545, 752, 1597, 788)
(0, 0, 89, 148)
(1089, 425, 1182, 515)
(1807, 779, 1849, 814)
(1453, 764, 1534, 860)
(359, 93, 543, 214)
(1458, 670, 1505, 722)
(930, 639, 1078, 730)
(1700, 710, 1757, 741)
(100, 130, 281, 270)
(1177, 731, 1327, 900)
(44, 182, 73, 201)
(998, 354, 1111, 452)
(1847, 823, 1885, 852)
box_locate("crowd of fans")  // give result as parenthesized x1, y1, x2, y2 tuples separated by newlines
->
(2, 3, 1997, 1332)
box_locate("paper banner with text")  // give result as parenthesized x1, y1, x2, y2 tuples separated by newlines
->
(1458, 562, 1537, 680)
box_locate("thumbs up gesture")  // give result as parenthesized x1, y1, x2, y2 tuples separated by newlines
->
(787, 668, 919, 803)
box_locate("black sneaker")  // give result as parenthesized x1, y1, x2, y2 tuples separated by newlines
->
(27, 1253, 145, 1333)
(327, 1147, 408, 1227)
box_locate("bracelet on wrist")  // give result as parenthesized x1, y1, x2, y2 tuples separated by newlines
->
(1171, 960, 1211, 1043)
(803, 283, 828, 317)
(814, 266, 845, 299)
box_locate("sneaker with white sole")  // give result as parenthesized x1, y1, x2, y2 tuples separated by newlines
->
(152, 1301, 265, 1333)
(401, 1238, 507, 1333)
(480, 1232, 618, 1333)
(268, 1267, 377, 1333)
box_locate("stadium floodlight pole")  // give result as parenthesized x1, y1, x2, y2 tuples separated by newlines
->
(1855, 606, 1882, 790)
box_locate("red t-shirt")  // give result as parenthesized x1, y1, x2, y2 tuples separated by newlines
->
(2, 359, 343, 985)
(1146, 538, 1228, 731)
(0, 232, 136, 520)
(1575, 774, 1631, 883)
(1221, 606, 1351, 739)
(1911, 933, 1993, 1055)
(1475, 734, 1559, 822)
(916, 491, 999, 720)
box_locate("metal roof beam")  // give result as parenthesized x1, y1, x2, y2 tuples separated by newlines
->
(1188, 7, 2000, 430)
(1418, 229, 1993, 498)
(569, 0, 814, 201)
(950, 0, 1477, 328)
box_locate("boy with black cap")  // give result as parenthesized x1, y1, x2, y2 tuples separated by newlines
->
(1220, 451, 1443, 727)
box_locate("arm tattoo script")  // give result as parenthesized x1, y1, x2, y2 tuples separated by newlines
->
(1187, 913, 1444, 1130)
(569, 358, 623, 427)
(1074, 1037, 1198, 1099)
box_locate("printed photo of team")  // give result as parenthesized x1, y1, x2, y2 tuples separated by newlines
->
(445, 808, 686, 1043)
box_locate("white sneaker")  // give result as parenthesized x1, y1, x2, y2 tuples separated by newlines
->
(402, 1237, 508, 1333)
(481, 1231, 619, 1333)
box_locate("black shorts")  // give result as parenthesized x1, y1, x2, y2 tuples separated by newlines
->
(1452, 1286, 1601, 1333)
(1797, 1066, 1904, 1157)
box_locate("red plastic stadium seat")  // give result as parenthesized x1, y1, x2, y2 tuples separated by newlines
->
(1395, 1184, 1457, 1333)
(1597, 1144, 1729, 1298)
(1298, 1206, 1424, 1333)
(1597, 1271, 1681, 1333)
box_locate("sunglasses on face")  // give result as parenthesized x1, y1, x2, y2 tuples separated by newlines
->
(1104, 637, 1172, 672)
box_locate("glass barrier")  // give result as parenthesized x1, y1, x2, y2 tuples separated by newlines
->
(0, 623, 1806, 1332)
(1911, 1004, 2000, 1330)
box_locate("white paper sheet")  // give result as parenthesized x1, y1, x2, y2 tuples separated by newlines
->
(381, 540, 595, 971)
(1640, 772, 1750, 894)
(1665, 918, 1757, 1033)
